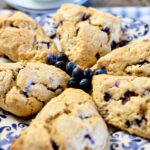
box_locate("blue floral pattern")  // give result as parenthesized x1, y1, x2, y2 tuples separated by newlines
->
(1, 11, 150, 150)
(120, 17, 150, 41)
(0, 108, 29, 150)
(109, 131, 150, 150)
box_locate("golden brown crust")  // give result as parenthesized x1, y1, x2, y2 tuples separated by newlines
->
(92, 74, 150, 139)
(11, 88, 108, 150)
(0, 62, 69, 117)
(92, 39, 150, 77)
(0, 11, 59, 63)
(54, 4, 122, 69)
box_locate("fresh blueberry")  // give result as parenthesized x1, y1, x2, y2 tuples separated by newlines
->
(66, 62, 76, 75)
(72, 67, 84, 79)
(79, 78, 91, 91)
(94, 68, 107, 75)
(57, 53, 68, 63)
(68, 77, 79, 88)
(84, 68, 93, 79)
(54, 61, 66, 71)
(45, 54, 57, 65)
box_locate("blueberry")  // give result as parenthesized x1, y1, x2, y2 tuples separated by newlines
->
(84, 68, 93, 79)
(22, 91, 28, 98)
(118, 40, 129, 47)
(79, 78, 91, 91)
(84, 134, 95, 144)
(57, 53, 68, 63)
(68, 77, 79, 88)
(45, 54, 57, 65)
(66, 62, 76, 75)
(104, 92, 111, 102)
(102, 27, 110, 35)
(81, 13, 89, 21)
(94, 68, 107, 75)
(111, 41, 117, 50)
(54, 61, 66, 71)
(125, 120, 131, 127)
(72, 67, 84, 79)
(95, 53, 100, 60)
(50, 34, 56, 39)
(121, 90, 136, 105)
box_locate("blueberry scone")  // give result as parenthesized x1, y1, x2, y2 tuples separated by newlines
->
(0, 62, 69, 117)
(0, 11, 59, 62)
(92, 74, 150, 139)
(92, 39, 150, 76)
(11, 88, 109, 150)
(54, 4, 122, 69)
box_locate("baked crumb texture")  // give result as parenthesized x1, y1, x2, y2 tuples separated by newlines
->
(92, 74, 150, 139)
(0, 11, 59, 63)
(11, 88, 108, 150)
(0, 62, 69, 117)
(92, 39, 150, 77)
(54, 4, 122, 69)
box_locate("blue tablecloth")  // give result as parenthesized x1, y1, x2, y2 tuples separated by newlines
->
(33, 6, 150, 24)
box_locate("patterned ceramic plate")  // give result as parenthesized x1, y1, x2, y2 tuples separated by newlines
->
(0, 11, 150, 150)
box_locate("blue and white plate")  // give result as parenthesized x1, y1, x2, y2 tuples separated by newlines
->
(0, 10, 150, 150)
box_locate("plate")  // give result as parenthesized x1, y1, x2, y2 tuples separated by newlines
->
(5, 0, 88, 13)
(1, 10, 150, 150)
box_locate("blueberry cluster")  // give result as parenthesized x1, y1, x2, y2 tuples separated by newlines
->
(68, 67, 92, 92)
(45, 53, 68, 70)
(45, 53, 107, 92)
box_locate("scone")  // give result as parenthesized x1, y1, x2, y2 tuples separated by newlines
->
(92, 39, 150, 76)
(54, 4, 122, 69)
(92, 74, 150, 139)
(11, 88, 109, 150)
(0, 11, 59, 63)
(0, 62, 69, 117)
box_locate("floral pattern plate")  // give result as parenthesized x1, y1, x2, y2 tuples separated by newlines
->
(0, 11, 150, 150)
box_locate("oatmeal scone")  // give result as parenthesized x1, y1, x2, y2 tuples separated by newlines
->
(11, 88, 109, 150)
(54, 4, 122, 69)
(0, 11, 59, 63)
(92, 74, 150, 139)
(0, 62, 69, 117)
(92, 39, 150, 76)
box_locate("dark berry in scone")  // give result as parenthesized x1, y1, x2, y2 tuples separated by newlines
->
(92, 74, 150, 139)
(92, 39, 150, 77)
(11, 88, 109, 150)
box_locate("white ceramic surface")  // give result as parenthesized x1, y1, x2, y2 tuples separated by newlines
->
(5, 0, 88, 13)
